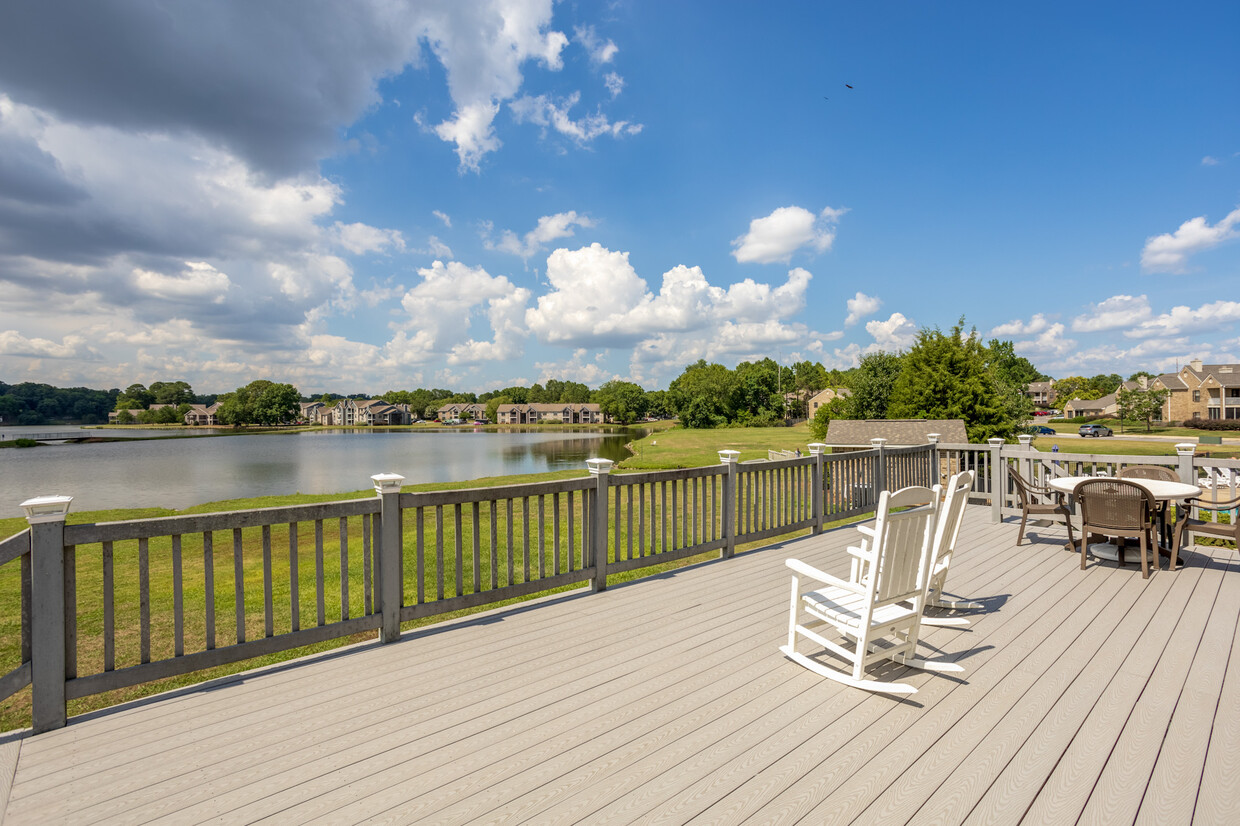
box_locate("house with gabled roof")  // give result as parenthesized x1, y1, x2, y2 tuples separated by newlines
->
(1151, 358, 1240, 422)
(436, 403, 487, 422)
(497, 403, 605, 425)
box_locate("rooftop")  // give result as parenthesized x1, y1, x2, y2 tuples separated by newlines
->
(3, 507, 1235, 823)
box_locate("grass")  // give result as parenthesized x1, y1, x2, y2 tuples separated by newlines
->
(619, 421, 815, 468)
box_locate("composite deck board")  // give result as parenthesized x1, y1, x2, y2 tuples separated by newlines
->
(3, 506, 1239, 825)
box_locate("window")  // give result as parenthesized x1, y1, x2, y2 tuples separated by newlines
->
(1193, 390, 1201, 402)
(1209, 408, 1220, 420)
(1192, 411, 1201, 419)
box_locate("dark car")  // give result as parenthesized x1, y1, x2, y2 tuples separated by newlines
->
(1030, 425, 1056, 435)
(1079, 424, 1113, 437)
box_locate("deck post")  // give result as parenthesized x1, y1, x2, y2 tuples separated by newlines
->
(1175, 443, 1196, 486)
(719, 451, 740, 555)
(927, 434, 941, 488)
(587, 459, 613, 592)
(988, 438, 1006, 523)
(372, 473, 405, 643)
(808, 444, 827, 534)
(22, 494, 73, 733)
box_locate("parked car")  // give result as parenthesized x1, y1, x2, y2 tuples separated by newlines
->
(1079, 424, 1113, 437)
(1030, 425, 1056, 435)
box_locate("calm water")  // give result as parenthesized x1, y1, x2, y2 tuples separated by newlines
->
(0, 427, 639, 516)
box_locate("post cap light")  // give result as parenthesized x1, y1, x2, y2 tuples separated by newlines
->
(371, 473, 405, 495)
(1175, 443, 1196, 456)
(1017, 434, 1033, 448)
(988, 438, 1005, 446)
(718, 450, 741, 464)
(926, 433, 940, 444)
(870, 437, 888, 447)
(586, 458, 614, 475)
(20, 495, 73, 524)
(807, 443, 827, 455)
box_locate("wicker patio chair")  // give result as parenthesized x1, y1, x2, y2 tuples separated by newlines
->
(1077, 479, 1158, 579)
(1170, 492, 1240, 571)
(1009, 468, 1076, 549)
(1118, 465, 1179, 545)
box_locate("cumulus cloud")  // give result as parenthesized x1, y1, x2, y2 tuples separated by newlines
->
(331, 222, 406, 256)
(398, 259, 531, 365)
(432, 210, 452, 228)
(427, 235, 454, 259)
(731, 206, 847, 264)
(1071, 295, 1152, 332)
(574, 25, 618, 64)
(989, 313, 1052, 338)
(132, 261, 231, 303)
(0, 330, 88, 359)
(865, 313, 917, 352)
(1127, 300, 1240, 339)
(1013, 322, 1075, 358)
(1141, 207, 1240, 273)
(845, 292, 881, 326)
(509, 92, 643, 144)
(604, 72, 625, 99)
(486, 211, 595, 260)
(525, 243, 812, 347)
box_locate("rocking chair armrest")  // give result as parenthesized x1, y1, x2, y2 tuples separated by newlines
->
(785, 558, 864, 593)
(845, 545, 871, 562)
(855, 524, 877, 538)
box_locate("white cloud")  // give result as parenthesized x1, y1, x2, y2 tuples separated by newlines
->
(509, 92, 643, 144)
(845, 292, 881, 326)
(0, 330, 88, 359)
(574, 25, 618, 64)
(534, 349, 614, 386)
(1141, 207, 1240, 273)
(432, 210, 452, 228)
(1071, 295, 1152, 332)
(331, 222, 406, 255)
(132, 261, 232, 303)
(526, 244, 813, 347)
(399, 259, 531, 364)
(487, 211, 594, 260)
(865, 313, 916, 352)
(1014, 323, 1075, 358)
(731, 206, 847, 264)
(989, 313, 1051, 337)
(1127, 300, 1240, 338)
(427, 235, 453, 259)
(604, 72, 625, 99)
(1202, 156, 1219, 166)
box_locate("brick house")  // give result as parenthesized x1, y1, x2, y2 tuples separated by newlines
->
(496, 403, 605, 424)
(1150, 358, 1240, 422)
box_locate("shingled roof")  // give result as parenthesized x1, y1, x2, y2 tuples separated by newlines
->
(823, 418, 969, 446)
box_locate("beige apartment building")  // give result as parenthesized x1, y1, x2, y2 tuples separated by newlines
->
(1151, 358, 1240, 422)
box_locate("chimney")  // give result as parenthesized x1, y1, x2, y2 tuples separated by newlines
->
(1138, 375, 1148, 390)
(1191, 358, 1203, 372)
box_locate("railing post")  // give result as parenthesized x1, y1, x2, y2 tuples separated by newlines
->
(1016, 433, 1035, 485)
(808, 444, 827, 534)
(371, 473, 405, 643)
(870, 438, 888, 503)
(988, 438, 1005, 523)
(587, 459, 613, 591)
(1175, 443, 1196, 485)
(21, 494, 73, 733)
(719, 450, 740, 556)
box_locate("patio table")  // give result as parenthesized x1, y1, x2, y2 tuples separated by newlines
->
(1047, 475, 1201, 564)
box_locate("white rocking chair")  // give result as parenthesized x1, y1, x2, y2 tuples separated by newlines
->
(922, 470, 982, 626)
(781, 485, 965, 694)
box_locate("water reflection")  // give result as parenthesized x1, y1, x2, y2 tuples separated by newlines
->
(0, 427, 645, 515)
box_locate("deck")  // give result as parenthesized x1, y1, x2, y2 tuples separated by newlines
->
(2, 506, 1238, 824)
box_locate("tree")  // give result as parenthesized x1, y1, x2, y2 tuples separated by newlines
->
(790, 360, 829, 418)
(667, 360, 736, 428)
(847, 352, 904, 419)
(985, 340, 1047, 386)
(887, 322, 1020, 442)
(485, 395, 510, 424)
(808, 395, 849, 441)
(216, 380, 300, 426)
(149, 380, 194, 405)
(1116, 386, 1170, 432)
(1128, 370, 1156, 383)
(595, 380, 647, 424)
(730, 359, 783, 425)
(120, 383, 154, 409)
(645, 390, 671, 419)
(115, 409, 135, 424)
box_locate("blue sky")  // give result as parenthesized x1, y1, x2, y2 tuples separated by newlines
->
(0, 1, 1237, 395)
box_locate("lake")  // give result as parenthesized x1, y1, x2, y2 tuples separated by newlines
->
(0, 427, 641, 516)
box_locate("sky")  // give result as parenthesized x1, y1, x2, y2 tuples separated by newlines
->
(0, 1, 1237, 396)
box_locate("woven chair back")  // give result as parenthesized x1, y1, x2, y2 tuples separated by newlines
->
(1077, 479, 1155, 532)
(1118, 465, 1178, 482)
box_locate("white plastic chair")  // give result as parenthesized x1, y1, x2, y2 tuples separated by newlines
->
(781, 485, 964, 694)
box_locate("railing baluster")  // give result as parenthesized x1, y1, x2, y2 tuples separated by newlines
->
(233, 528, 244, 644)
(638, 484, 647, 557)
(522, 497, 531, 584)
(473, 501, 481, 594)
(204, 531, 215, 650)
(553, 493, 562, 573)
(288, 524, 299, 633)
(436, 506, 445, 601)
(538, 495, 547, 578)
(314, 519, 325, 627)
(338, 517, 349, 621)
(490, 500, 499, 586)
(455, 503, 464, 598)
(626, 486, 634, 562)
(362, 515, 372, 615)
(139, 537, 150, 663)
(21, 552, 31, 665)
(262, 525, 273, 638)
(172, 534, 183, 657)
(64, 545, 76, 679)
(416, 506, 425, 605)
(103, 541, 114, 672)
(507, 499, 515, 585)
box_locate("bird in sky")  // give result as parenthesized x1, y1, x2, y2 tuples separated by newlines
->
(845, 84, 854, 89)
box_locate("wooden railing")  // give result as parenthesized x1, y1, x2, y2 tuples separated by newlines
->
(2, 441, 941, 733)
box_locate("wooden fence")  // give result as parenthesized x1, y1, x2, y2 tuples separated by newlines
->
(2, 441, 937, 733)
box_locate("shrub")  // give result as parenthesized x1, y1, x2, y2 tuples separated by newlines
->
(1183, 419, 1240, 431)
(15, 438, 37, 448)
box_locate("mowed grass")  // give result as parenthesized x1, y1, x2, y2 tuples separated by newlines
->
(620, 421, 816, 468)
